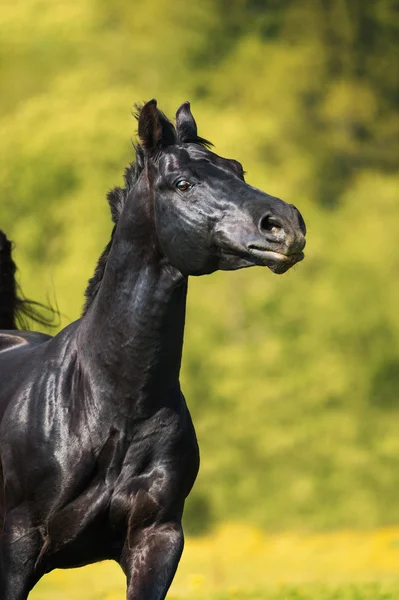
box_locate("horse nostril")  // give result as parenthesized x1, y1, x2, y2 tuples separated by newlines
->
(259, 214, 284, 238)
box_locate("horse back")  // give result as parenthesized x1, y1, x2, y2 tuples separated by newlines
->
(0, 330, 52, 352)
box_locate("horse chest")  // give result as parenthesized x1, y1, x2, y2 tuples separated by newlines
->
(37, 407, 199, 571)
(108, 406, 200, 532)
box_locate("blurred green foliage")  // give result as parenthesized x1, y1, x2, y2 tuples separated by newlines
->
(1, 0, 399, 533)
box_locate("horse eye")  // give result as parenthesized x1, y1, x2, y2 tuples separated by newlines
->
(175, 179, 192, 192)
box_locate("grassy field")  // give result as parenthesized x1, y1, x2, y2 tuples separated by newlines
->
(30, 523, 399, 599)
(29, 584, 399, 600)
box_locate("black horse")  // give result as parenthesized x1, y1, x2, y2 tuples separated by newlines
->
(0, 100, 306, 599)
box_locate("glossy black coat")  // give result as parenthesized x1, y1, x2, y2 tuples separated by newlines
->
(0, 100, 306, 599)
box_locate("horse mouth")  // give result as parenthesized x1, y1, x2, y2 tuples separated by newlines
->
(247, 247, 305, 273)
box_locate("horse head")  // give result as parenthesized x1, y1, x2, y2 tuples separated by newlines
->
(132, 99, 306, 277)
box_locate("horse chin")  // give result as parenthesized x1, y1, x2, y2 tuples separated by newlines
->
(267, 260, 299, 274)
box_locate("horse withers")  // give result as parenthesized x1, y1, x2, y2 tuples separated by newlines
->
(0, 100, 306, 599)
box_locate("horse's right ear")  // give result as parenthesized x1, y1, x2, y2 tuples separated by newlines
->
(137, 99, 175, 155)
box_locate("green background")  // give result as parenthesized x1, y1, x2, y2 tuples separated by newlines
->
(1, 0, 399, 536)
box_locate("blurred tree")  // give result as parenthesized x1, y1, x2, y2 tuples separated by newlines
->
(0, 0, 399, 532)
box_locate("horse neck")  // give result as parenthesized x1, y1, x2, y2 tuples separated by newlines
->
(79, 185, 188, 415)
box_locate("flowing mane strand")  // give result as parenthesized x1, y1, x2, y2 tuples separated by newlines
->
(82, 104, 212, 315)
(0, 230, 59, 330)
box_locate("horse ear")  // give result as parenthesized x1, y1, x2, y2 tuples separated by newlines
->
(176, 101, 197, 142)
(137, 99, 176, 154)
(176, 101, 213, 148)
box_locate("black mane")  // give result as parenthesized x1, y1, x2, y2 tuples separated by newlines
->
(0, 230, 58, 330)
(82, 160, 141, 315)
(82, 107, 212, 315)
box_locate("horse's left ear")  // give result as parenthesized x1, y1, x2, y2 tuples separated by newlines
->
(176, 101, 213, 148)
(137, 99, 176, 154)
(176, 101, 197, 142)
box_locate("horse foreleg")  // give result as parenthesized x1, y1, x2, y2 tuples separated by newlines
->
(120, 521, 184, 600)
(0, 510, 42, 600)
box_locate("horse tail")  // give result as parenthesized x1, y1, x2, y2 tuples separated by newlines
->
(0, 229, 59, 331)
